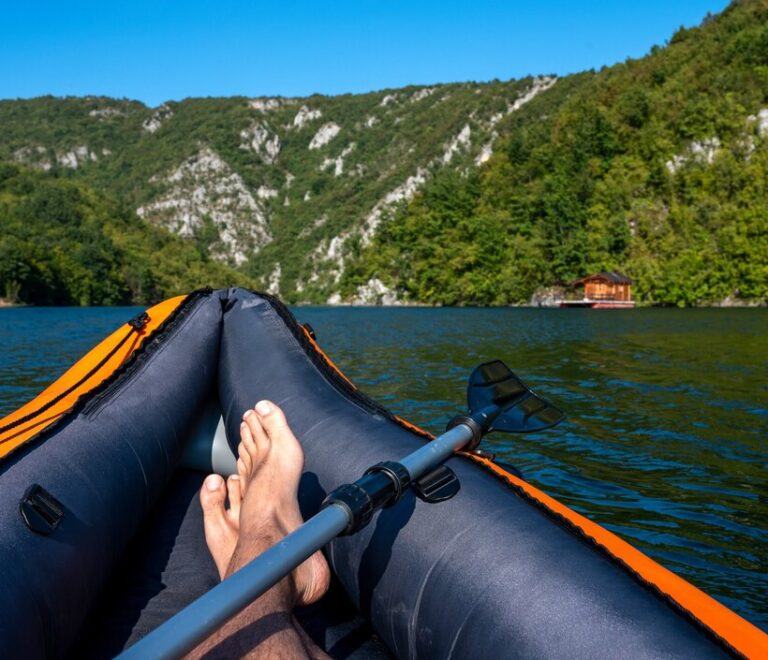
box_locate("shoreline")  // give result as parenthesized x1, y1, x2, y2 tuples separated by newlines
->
(2, 300, 765, 309)
(0, 299, 27, 308)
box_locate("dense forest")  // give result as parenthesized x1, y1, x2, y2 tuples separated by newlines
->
(343, 1, 768, 306)
(0, 164, 251, 305)
(1, 0, 766, 306)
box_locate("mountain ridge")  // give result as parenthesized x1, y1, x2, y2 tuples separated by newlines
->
(1, 0, 766, 306)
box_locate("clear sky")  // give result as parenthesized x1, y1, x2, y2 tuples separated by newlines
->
(2, 0, 730, 107)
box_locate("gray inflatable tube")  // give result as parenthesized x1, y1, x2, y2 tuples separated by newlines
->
(0, 289, 749, 658)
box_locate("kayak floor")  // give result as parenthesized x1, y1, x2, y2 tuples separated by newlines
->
(72, 469, 392, 659)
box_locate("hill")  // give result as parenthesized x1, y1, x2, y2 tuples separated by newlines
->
(0, 78, 552, 304)
(344, 0, 768, 306)
(1, 0, 766, 306)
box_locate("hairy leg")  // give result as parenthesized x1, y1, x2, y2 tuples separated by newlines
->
(192, 401, 330, 659)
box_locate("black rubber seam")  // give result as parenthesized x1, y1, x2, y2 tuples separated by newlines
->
(257, 291, 742, 659)
(258, 291, 434, 441)
(0, 289, 212, 465)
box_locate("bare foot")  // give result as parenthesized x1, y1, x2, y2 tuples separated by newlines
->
(233, 400, 331, 607)
(199, 473, 243, 580)
(201, 400, 330, 606)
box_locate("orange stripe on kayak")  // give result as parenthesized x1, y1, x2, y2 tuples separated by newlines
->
(466, 453, 768, 658)
(300, 325, 356, 389)
(0, 295, 188, 460)
(294, 316, 767, 657)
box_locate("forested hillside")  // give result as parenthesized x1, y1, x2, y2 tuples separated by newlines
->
(0, 76, 550, 304)
(345, 0, 768, 306)
(1, 0, 766, 306)
(0, 164, 251, 305)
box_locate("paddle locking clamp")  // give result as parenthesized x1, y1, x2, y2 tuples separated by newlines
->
(321, 460, 411, 534)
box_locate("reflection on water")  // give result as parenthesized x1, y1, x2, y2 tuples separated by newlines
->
(1, 305, 766, 630)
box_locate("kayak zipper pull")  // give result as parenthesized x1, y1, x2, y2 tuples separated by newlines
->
(128, 311, 150, 332)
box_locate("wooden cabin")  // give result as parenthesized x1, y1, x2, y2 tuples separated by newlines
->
(560, 272, 635, 308)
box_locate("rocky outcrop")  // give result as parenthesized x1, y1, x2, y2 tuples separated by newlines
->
(143, 104, 173, 133)
(309, 123, 341, 149)
(529, 286, 566, 307)
(240, 123, 281, 163)
(137, 148, 271, 265)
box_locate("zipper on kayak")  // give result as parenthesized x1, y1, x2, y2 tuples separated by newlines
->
(81, 295, 205, 419)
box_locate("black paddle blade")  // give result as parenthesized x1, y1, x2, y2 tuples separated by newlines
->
(467, 360, 565, 433)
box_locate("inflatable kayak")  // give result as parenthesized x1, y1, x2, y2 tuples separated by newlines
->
(0, 288, 764, 659)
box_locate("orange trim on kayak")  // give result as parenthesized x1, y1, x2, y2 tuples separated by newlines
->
(465, 453, 768, 658)
(0, 295, 188, 460)
(300, 325, 356, 389)
(302, 334, 767, 658)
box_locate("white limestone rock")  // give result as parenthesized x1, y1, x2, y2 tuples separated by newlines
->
(410, 87, 436, 103)
(474, 77, 557, 165)
(442, 124, 471, 164)
(13, 145, 51, 171)
(143, 104, 173, 133)
(299, 214, 328, 238)
(379, 94, 397, 107)
(292, 105, 322, 129)
(267, 262, 281, 295)
(351, 278, 400, 305)
(257, 185, 278, 199)
(56, 146, 97, 169)
(364, 115, 378, 128)
(248, 98, 283, 113)
(137, 147, 271, 265)
(666, 137, 721, 173)
(320, 143, 356, 176)
(240, 123, 281, 163)
(746, 108, 768, 137)
(360, 168, 428, 246)
(88, 107, 124, 119)
(475, 140, 495, 165)
(309, 123, 341, 149)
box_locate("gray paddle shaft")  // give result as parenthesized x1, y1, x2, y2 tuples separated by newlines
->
(118, 423, 474, 659)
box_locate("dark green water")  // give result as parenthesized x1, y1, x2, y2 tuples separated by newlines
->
(1, 306, 766, 630)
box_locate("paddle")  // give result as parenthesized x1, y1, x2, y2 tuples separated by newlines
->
(117, 360, 564, 659)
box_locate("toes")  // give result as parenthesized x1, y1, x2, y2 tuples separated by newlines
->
(226, 474, 242, 521)
(200, 474, 227, 521)
(256, 400, 303, 462)
(242, 409, 271, 463)
(255, 400, 290, 436)
(237, 437, 253, 473)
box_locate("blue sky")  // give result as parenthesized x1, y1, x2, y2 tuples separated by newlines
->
(2, 1, 729, 107)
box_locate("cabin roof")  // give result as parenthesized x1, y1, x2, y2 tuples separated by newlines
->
(571, 271, 633, 285)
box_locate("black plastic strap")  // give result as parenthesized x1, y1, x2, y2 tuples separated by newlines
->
(20, 484, 64, 535)
(364, 461, 411, 506)
(0, 315, 147, 441)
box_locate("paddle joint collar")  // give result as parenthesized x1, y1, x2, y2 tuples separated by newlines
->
(446, 415, 482, 450)
(322, 461, 411, 535)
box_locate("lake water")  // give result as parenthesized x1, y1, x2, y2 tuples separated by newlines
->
(1, 305, 766, 631)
